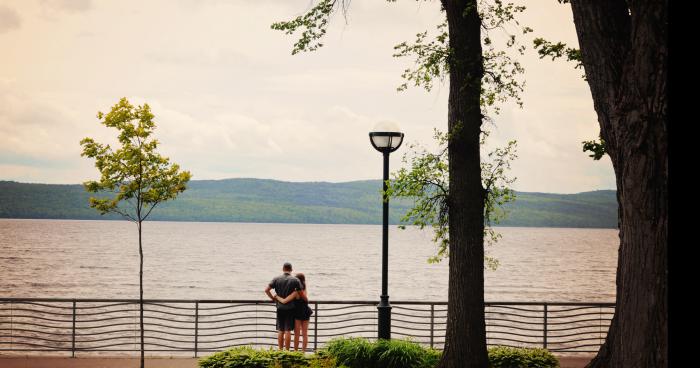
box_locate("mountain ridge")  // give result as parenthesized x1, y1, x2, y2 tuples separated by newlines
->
(0, 179, 618, 228)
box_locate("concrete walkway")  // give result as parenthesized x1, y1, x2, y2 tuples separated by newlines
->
(0, 357, 198, 368)
(0, 355, 593, 368)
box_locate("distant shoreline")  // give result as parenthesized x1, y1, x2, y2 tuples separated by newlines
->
(0, 179, 619, 229)
(0, 217, 619, 230)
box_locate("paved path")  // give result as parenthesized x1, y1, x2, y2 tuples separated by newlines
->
(0, 355, 593, 368)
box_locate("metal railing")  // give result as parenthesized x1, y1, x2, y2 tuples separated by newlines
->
(0, 298, 614, 356)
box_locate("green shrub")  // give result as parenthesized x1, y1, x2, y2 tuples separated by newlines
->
(488, 346, 559, 368)
(372, 339, 431, 368)
(321, 338, 437, 368)
(198, 346, 309, 368)
(422, 348, 442, 368)
(197, 341, 559, 368)
(323, 337, 374, 368)
(307, 350, 343, 368)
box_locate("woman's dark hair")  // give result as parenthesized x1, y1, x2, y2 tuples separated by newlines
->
(296, 273, 306, 290)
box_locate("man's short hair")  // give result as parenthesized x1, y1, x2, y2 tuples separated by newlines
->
(283, 262, 293, 271)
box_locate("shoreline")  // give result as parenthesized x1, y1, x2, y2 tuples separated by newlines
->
(0, 217, 619, 230)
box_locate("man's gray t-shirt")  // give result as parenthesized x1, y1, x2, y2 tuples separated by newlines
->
(269, 273, 301, 310)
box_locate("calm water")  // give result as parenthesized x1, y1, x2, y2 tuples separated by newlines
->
(0, 219, 618, 302)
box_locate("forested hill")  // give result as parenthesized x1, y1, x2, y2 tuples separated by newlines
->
(0, 179, 618, 228)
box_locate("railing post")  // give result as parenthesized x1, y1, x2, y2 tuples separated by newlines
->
(10, 301, 13, 351)
(543, 303, 548, 349)
(430, 304, 434, 349)
(599, 305, 603, 347)
(313, 302, 318, 351)
(72, 300, 76, 357)
(194, 301, 199, 358)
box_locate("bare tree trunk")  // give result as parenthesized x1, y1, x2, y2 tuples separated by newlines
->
(568, 1, 668, 367)
(438, 0, 488, 367)
(139, 221, 145, 368)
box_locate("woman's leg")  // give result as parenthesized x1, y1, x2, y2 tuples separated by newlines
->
(293, 319, 301, 351)
(302, 320, 310, 352)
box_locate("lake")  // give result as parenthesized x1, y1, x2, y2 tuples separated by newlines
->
(0, 219, 618, 302)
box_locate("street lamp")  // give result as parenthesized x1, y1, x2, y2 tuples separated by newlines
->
(369, 121, 404, 340)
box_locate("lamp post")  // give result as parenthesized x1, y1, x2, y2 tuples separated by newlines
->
(369, 121, 404, 340)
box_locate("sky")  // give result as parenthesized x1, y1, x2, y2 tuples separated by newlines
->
(0, 0, 615, 193)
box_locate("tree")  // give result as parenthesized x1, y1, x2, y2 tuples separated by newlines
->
(80, 98, 192, 368)
(534, 1, 667, 366)
(272, 1, 528, 366)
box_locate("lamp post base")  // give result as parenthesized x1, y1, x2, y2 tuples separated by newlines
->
(378, 296, 392, 340)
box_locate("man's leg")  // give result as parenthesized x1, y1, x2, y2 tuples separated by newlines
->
(276, 309, 284, 350)
(293, 320, 301, 351)
(277, 330, 284, 350)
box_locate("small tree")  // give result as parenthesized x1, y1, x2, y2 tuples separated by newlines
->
(80, 97, 191, 368)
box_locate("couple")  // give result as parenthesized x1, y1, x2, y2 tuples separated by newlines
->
(264, 262, 313, 351)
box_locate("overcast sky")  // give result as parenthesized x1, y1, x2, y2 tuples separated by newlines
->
(0, 0, 615, 193)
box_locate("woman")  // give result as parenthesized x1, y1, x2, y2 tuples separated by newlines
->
(275, 272, 312, 351)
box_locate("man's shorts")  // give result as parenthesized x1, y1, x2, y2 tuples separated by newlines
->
(276, 308, 295, 331)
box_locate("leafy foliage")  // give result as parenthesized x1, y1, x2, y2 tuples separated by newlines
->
(321, 337, 438, 368)
(532, 38, 582, 70)
(198, 347, 316, 368)
(270, 0, 347, 55)
(197, 339, 559, 368)
(371, 338, 432, 368)
(393, 22, 450, 92)
(531, 38, 608, 160)
(80, 97, 191, 223)
(386, 129, 450, 263)
(582, 135, 607, 160)
(488, 346, 559, 368)
(324, 337, 374, 368)
(391, 0, 531, 115)
(387, 129, 518, 267)
(479, 0, 531, 114)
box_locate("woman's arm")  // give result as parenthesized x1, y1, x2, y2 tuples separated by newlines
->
(275, 290, 298, 304)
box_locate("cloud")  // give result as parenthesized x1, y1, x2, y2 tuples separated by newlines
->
(141, 99, 381, 182)
(0, 81, 93, 164)
(0, 0, 616, 192)
(0, 5, 21, 33)
(40, 0, 92, 13)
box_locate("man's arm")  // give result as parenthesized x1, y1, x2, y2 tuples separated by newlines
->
(264, 285, 275, 302)
(276, 290, 298, 304)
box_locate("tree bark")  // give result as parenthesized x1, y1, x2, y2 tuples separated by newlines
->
(568, 1, 668, 367)
(438, 1, 488, 367)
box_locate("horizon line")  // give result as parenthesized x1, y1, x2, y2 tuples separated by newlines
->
(0, 177, 617, 196)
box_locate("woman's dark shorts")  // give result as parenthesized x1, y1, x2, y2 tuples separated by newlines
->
(276, 308, 296, 331)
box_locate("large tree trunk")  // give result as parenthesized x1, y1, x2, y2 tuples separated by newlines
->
(438, 1, 488, 367)
(569, 1, 668, 367)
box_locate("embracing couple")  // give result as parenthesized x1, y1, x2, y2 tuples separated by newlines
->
(264, 262, 313, 351)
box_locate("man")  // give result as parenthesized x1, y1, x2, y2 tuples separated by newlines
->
(264, 262, 301, 350)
